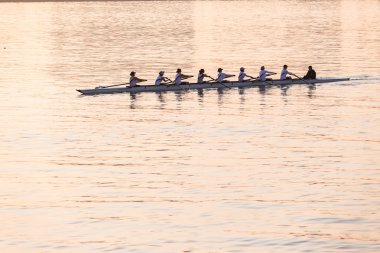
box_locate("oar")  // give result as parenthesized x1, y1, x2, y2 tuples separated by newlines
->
(163, 78, 174, 86)
(167, 75, 194, 86)
(205, 76, 220, 84)
(293, 74, 312, 85)
(246, 77, 258, 82)
(207, 76, 217, 82)
(204, 76, 230, 89)
(253, 75, 275, 87)
(130, 79, 147, 87)
(254, 73, 275, 85)
(96, 82, 129, 89)
(245, 74, 276, 87)
(177, 76, 193, 90)
(217, 80, 232, 89)
(215, 75, 235, 89)
(180, 75, 194, 85)
(260, 73, 280, 87)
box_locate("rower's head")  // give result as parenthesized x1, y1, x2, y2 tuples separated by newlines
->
(283, 65, 288, 69)
(130, 71, 136, 76)
(199, 69, 205, 74)
(240, 67, 245, 72)
(159, 71, 165, 76)
(176, 68, 182, 73)
(308, 66, 313, 70)
(261, 66, 265, 70)
(217, 68, 223, 72)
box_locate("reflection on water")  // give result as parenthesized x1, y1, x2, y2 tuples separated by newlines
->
(0, 0, 380, 252)
(197, 89, 204, 98)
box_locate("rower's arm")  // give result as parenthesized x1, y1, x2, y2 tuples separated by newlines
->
(136, 77, 147, 82)
(181, 74, 193, 79)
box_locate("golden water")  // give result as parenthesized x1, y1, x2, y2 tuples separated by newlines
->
(0, 1, 379, 252)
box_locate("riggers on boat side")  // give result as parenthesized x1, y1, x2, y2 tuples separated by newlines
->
(77, 78, 350, 95)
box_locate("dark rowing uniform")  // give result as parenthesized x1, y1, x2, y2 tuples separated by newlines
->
(304, 69, 316, 79)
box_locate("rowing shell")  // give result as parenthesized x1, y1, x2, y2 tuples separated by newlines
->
(77, 78, 349, 95)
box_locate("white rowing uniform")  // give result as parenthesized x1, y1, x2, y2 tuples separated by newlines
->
(238, 71, 247, 82)
(198, 73, 204, 83)
(130, 76, 137, 87)
(259, 70, 275, 81)
(155, 75, 163, 85)
(217, 72, 230, 82)
(175, 73, 182, 85)
(280, 69, 293, 80)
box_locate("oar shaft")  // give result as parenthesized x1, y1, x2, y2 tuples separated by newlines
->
(207, 76, 229, 88)
(293, 74, 311, 85)
(102, 83, 129, 88)
(217, 81, 231, 89)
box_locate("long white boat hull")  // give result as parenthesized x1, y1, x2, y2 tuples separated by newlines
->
(77, 78, 349, 95)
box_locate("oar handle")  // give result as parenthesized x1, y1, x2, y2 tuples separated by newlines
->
(164, 78, 174, 85)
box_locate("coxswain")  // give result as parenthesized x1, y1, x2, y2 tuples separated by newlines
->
(217, 68, 235, 83)
(303, 66, 316, 79)
(197, 69, 213, 83)
(280, 65, 294, 80)
(238, 67, 255, 82)
(174, 68, 193, 85)
(258, 66, 276, 81)
(129, 71, 147, 87)
(155, 71, 171, 85)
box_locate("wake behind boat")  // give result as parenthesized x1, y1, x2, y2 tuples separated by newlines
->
(77, 78, 350, 95)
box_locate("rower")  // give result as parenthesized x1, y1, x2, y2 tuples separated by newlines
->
(258, 66, 276, 81)
(174, 68, 193, 85)
(129, 71, 147, 87)
(217, 68, 235, 83)
(303, 66, 317, 79)
(155, 71, 171, 85)
(280, 65, 294, 80)
(197, 69, 213, 83)
(238, 67, 255, 82)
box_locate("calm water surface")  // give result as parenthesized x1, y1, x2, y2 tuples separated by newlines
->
(0, 1, 379, 252)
